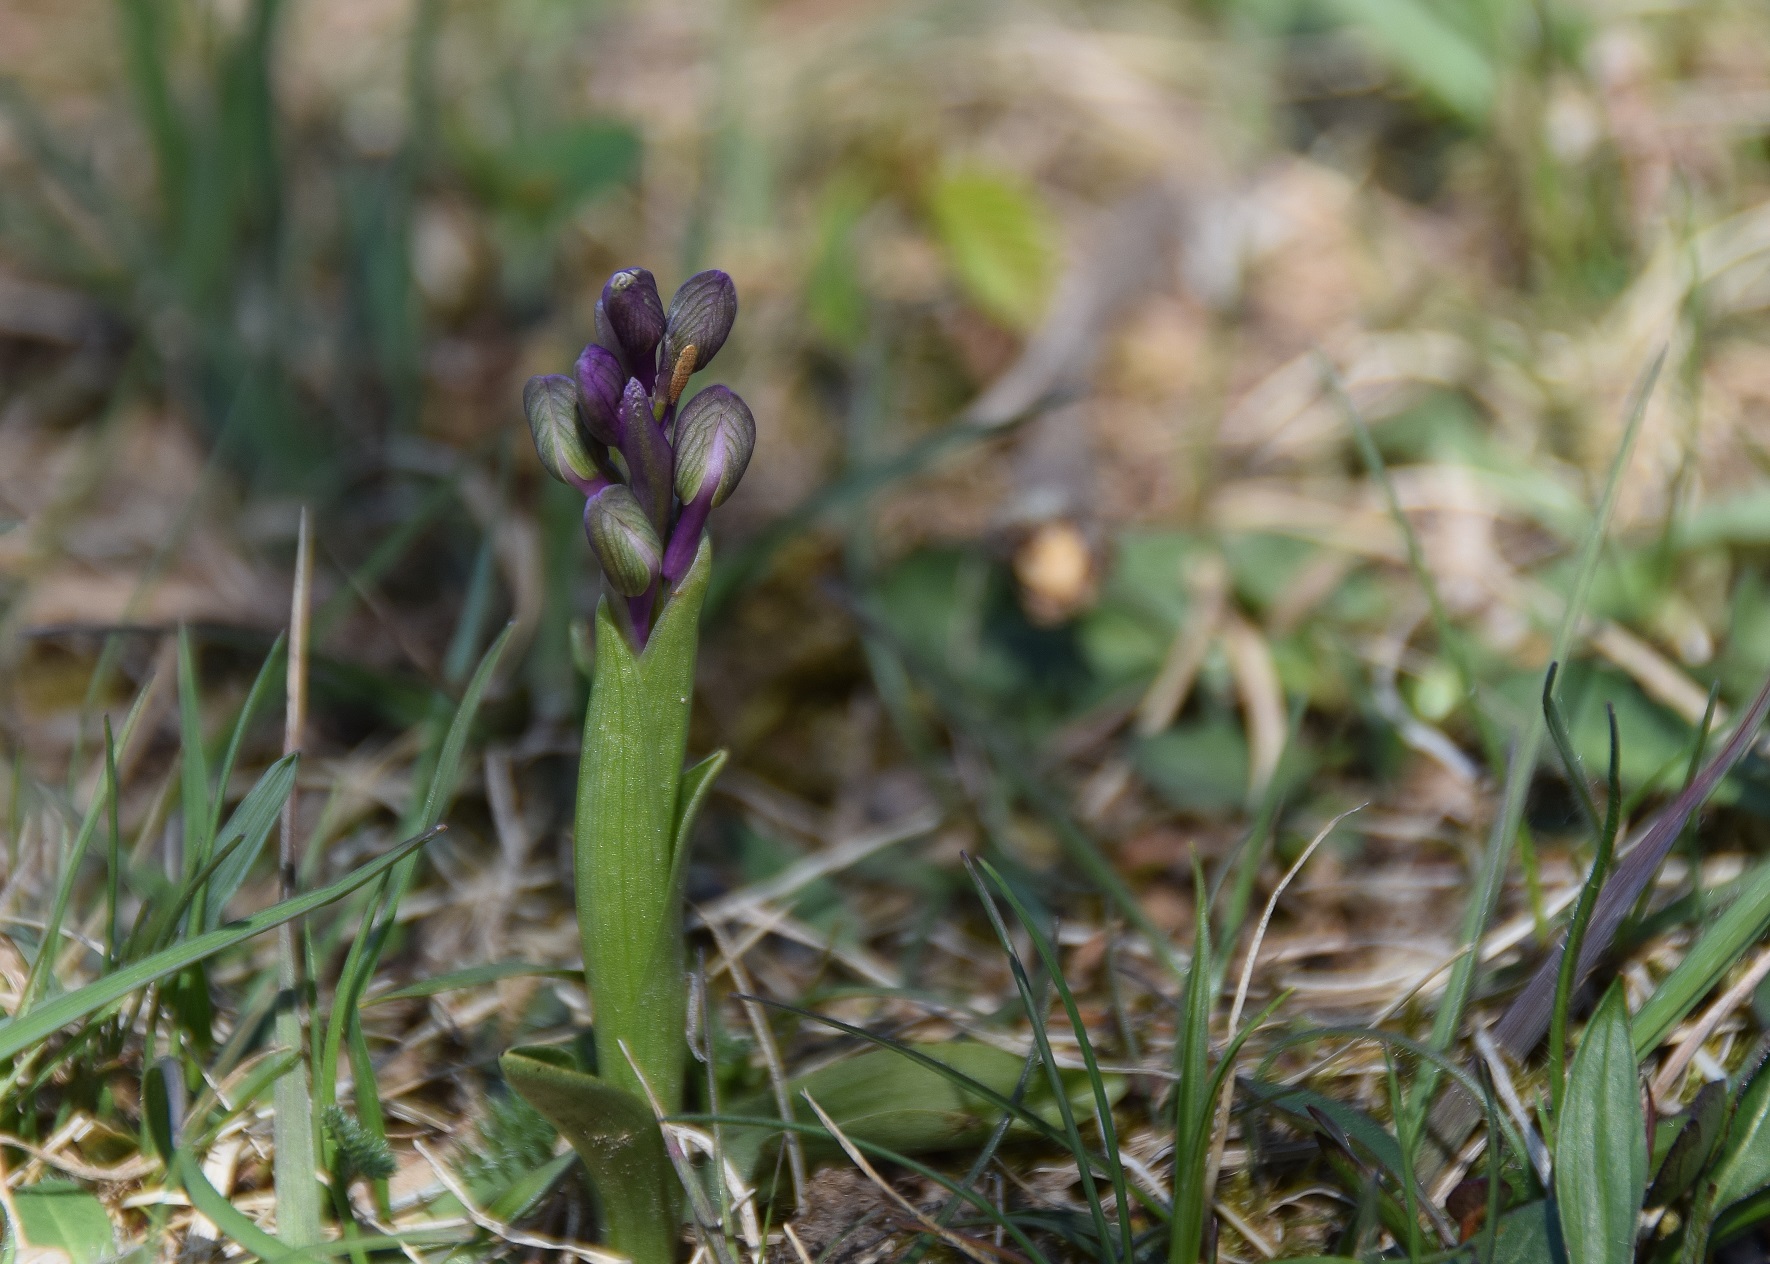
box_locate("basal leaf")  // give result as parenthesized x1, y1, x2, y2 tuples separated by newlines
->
(1647, 1079, 1726, 1207)
(500, 1049, 676, 1264)
(1713, 1052, 1770, 1211)
(1493, 1200, 1569, 1264)
(1555, 985, 1644, 1264)
(10, 1183, 113, 1264)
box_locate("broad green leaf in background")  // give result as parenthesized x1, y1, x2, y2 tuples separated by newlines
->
(806, 175, 871, 350)
(925, 166, 1056, 331)
(724, 1039, 1112, 1179)
(1713, 1053, 1770, 1212)
(1328, 0, 1496, 126)
(1555, 985, 1644, 1264)
(9, 1183, 114, 1264)
(454, 120, 641, 225)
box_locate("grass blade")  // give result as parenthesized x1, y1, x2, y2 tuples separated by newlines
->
(1414, 350, 1662, 1138)
(1496, 664, 1770, 1057)
(1170, 877, 1213, 1264)
(975, 858, 1132, 1264)
(18, 675, 156, 1013)
(1633, 858, 1770, 1057)
(0, 825, 441, 1063)
(965, 856, 1118, 1261)
(1549, 703, 1621, 1118)
(274, 506, 321, 1248)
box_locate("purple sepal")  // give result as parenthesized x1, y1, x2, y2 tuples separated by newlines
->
(616, 377, 674, 536)
(574, 343, 627, 446)
(601, 268, 665, 390)
(661, 492, 713, 587)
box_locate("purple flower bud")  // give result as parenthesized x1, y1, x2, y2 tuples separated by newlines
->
(573, 343, 626, 446)
(600, 268, 666, 372)
(584, 484, 662, 597)
(673, 386, 755, 508)
(662, 270, 737, 376)
(523, 374, 600, 489)
(619, 377, 675, 533)
(593, 300, 623, 363)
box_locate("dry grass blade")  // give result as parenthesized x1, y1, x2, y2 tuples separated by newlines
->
(1134, 553, 1226, 737)
(702, 913, 807, 1209)
(273, 506, 319, 1247)
(1205, 805, 1362, 1201)
(689, 808, 940, 928)
(1650, 943, 1770, 1103)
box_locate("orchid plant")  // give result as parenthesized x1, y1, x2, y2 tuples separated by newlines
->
(502, 267, 752, 1264)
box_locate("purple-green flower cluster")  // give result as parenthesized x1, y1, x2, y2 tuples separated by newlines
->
(524, 267, 754, 641)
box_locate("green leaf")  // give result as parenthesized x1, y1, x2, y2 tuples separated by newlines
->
(670, 749, 728, 880)
(1647, 1079, 1727, 1207)
(730, 1040, 1107, 1171)
(1555, 985, 1645, 1264)
(0, 826, 439, 1062)
(1713, 1054, 1770, 1211)
(455, 120, 639, 224)
(484, 1152, 577, 1224)
(201, 754, 299, 930)
(500, 1049, 677, 1264)
(1169, 881, 1214, 1264)
(1328, 0, 1496, 126)
(1243, 1083, 1406, 1179)
(577, 542, 712, 1116)
(1134, 718, 1250, 817)
(925, 167, 1055, 331)
(1634, 859, 1770, 1058)
(9, 1183, 113, 1264)
(806, 177, 871, 350)
(1491, 1200, 1569, 1264)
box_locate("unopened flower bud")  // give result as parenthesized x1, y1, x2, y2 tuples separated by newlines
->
(574, 343, 626, 445)
(673, 386, 755, 508)
(601, 268, 666, 368)
(662, 270, 737, 376)
(619, 377, 674, 532)
(524, 374, 599, 488)
(584, 484, 662, 597)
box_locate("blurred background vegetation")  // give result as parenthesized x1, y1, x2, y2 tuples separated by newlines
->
(6, 0, 1770, 1251)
